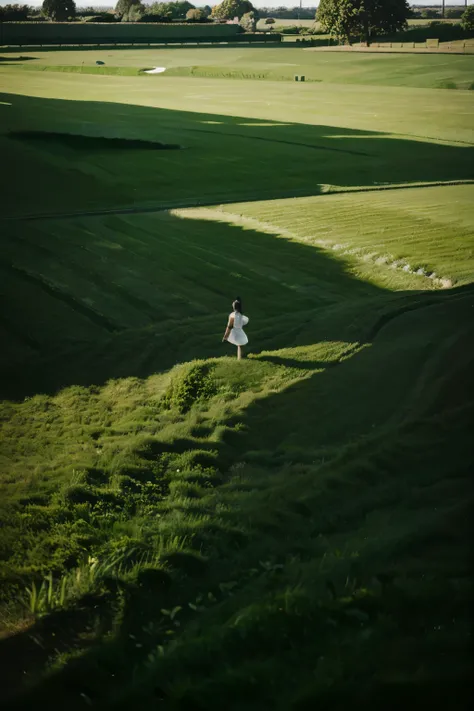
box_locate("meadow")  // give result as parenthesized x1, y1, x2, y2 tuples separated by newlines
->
(0, 44, 473, 710)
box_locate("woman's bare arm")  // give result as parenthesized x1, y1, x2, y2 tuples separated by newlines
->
(222, 316, 234, 342)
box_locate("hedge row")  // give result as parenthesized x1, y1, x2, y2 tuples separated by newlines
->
(0, 21, 242, 44)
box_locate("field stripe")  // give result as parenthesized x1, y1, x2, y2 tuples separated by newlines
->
(2, 228, 165, 323)
(366, 283, 474, 341)
(2, 180, 473, 223)
(0, 261, 121, 333)
(172, 207, 454, 289)
(0, 311, 40, 351)
(184, 126, 372, 157)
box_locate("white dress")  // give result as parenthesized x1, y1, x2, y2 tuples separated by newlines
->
(227, 311, 249, 346)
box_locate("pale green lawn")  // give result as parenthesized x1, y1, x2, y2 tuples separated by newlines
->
(1, 55, 474, 143)
(186, 184, 474, 286)
(1, 46, 474, 89)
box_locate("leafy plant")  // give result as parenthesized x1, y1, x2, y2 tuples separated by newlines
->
(162, 363, 217, 413)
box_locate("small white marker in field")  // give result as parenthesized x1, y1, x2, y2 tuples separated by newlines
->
(144, 67, 166, 74)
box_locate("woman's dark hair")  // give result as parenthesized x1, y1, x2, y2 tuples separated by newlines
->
(233, 297, 242, 313)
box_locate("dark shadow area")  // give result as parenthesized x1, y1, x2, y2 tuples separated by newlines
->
(235, 289, 474, 455)
(9, 130, 182, 151)
(2, 292, 472, 710)
(0, 205, 383, 399)
(0, 91, 471, 399)
(0, 55, 37, 62)
(1, 92, 473, 221)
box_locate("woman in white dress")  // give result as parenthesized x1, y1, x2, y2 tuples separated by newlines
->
(222, 297, 249, 360)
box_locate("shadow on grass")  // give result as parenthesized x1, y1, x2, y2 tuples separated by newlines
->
(3, 315, 473, 710)
(0, 91, 473, 397)
(1, 287, 473, 709)
(1, 91, 473, 219)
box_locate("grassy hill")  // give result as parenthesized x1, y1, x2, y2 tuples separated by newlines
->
(0, 45, 473, 710)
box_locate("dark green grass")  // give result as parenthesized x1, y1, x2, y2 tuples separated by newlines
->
(1, 289, 473, 709)
(1, 93, 473, 218)
(0, 55, 473, 710)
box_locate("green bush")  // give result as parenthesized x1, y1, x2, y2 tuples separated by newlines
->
(162, 362, 217, 413)
(462, 5, 474, 32)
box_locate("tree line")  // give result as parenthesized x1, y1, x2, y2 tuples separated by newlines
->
(0, 1, 259, 28)
(2, 0, 474, 40)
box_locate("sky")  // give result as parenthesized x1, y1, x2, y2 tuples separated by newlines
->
(1, 1, 471, 8)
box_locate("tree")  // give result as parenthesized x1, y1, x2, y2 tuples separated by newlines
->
(115, 0, 141, 19)
(445, 9, 463, 20)
(202, 5, 212, 17)
(42, 0, 76, 21)
(317, 0, 409, 46)
(186, 8, 204, 21)
(265, 17, 275, 25)
(125, 2, 145, 21)
(0, 4, 30, 21)
(461, 4, 474, 31)
(420, 9, 440, 20)
(317, 0, 358, 44)
(144, 2, 195, 20)
(239, 10, 257, 31)
(211, 0, 256, 22)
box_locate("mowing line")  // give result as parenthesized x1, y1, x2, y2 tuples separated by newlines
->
(172, 207, 455, 289)
(0, 260, 121, 333)
(183, 125, 372, 157)
(2, 179, 473, 223)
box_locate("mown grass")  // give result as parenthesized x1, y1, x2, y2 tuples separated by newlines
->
(195, 183, 474, 286)
(2, 47, 474, 88)
(0, 45, 473, 710)
(1, 91, 473, 220)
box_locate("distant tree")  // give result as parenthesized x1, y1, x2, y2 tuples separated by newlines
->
(202, 4, 212, 17)
(461, 4, 474, 31)
(145, 2, 195, 20)
(186, 8, 204, 20)
(317, 0, 409, 46)
(445, 8, 463, 20)
(317, 0, 358, 44)
(239, 10, 257, 31)
(0, 4, 30, 21)
(115, 0, 141, 19)
(420, 9, 440, 20)
(211, 0, 256, 22)
(76, 5, 106, 16)
(125, 2, 145, 21)
(42, 0, 77, 21)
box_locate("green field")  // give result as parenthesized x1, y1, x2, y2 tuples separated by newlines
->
(0, 45, 473, 710)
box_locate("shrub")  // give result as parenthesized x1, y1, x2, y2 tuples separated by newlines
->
(445, 9, 463, 20)
(186, 8, 204, 21)
(239, 10, 257, 32)
(461, 5, 474, 32)
(162, 362, 217, 414)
